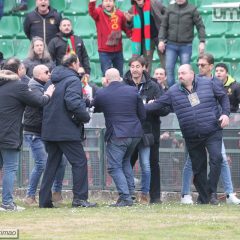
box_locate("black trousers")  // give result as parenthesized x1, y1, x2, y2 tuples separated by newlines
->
(185, 130, 223, 203)
(39, 141, 88, 208)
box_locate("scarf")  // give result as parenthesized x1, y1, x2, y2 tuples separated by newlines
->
(104, 8, 122, 46)
(132, 0, 151, 56)
(62, 34, 76, 54)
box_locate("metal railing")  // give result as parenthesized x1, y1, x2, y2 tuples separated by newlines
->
(1, 113, 240, 193)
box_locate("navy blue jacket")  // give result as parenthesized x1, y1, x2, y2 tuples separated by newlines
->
(146, 75, 230, 139)
(93, 81, 146, 141)
(42, 66, 90, 141)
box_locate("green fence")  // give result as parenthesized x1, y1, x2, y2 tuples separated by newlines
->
(1, 113, 240, 193)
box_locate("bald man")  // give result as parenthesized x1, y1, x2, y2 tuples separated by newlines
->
(146, 64, 230, 205)
(93, 68, 146, 207)
(23, 65, 66, 205)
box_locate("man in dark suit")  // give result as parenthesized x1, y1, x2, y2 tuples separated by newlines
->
(39, 54, 96, 208)
(93, 68, 146, 207)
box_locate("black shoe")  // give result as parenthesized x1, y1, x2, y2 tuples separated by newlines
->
(110, 199, 133, 207)
(209, 193, 219, 205)
(150, 198, 162, 204)
(72, 199, 97, 208)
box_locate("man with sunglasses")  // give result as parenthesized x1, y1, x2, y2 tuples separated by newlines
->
(23, 65, 66, 206)
(180, 53, 240, 205)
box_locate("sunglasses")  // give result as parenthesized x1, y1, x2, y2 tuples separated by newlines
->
(196, 63, 209, 68)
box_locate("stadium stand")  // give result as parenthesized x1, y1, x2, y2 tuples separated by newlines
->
(204, 14, 228, 37)
(13, 38, 30, 60)
(0, 0, 240, 83)
(0, 39, 14, 58)
(67, 15, 96, 38)
(0, 16, 20, 38)
(225, 22, 240, 38)
(51, 0, 67, 13)
(64, 0, 88, 15)
(3, 0, 16, 15)
(224, 39, 240, 62)
(205, 37, 228, 61)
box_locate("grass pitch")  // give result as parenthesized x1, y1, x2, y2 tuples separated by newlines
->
(0, 200, 239, 240)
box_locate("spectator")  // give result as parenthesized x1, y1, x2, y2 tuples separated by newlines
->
(146, 64, 230, 205)
(23, 36, 55, 78)
(23, 65, 66, 205)
(39, 54, 96, 208)
(153, 67, 168, 91)
(23, 0, 62, 44)
(215, 63, 240, 113)
(93, 68, 146, 207)
(123, 56, 167, 204)
(158, 0, 205, 87)
(125, 0, 166, 73)
(89, 0, 131, 76)
(0, 57, 54, 211)
(48, 18, 90, 78)
(12, 0, 28, 12)
(181, 54, 240, 205)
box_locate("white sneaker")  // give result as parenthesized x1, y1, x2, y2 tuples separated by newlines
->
(226, 193, 240, 204)
(181, 194, 193, 204)
(0, 202, 25, 211)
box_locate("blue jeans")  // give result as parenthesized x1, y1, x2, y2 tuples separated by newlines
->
(181, 141, 233, 195)
(166, 43, 192, 87)
(106, 137, 140, 201)
(0, 149, 19, 205)
(24, 134, 67, 197)
(138, 143, 151, 194)
(98, 51, 124, 77)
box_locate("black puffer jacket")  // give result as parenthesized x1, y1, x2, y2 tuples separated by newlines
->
(23, 7, 62, 44)
(42, 66, 90, 141)
(23, 78, 46, 134)
(123, 70, 165, 142)
(48, 33, 90, 74)
(0, 70, 50, 149)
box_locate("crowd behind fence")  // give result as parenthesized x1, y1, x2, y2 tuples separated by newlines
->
(1, 113, 240, 193)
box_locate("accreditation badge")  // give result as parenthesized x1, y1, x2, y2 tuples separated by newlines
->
(188, 92, 200, 107)
(49, 18, 55, 25)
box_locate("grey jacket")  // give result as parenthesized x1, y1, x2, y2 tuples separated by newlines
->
(158, 1, 205, 44)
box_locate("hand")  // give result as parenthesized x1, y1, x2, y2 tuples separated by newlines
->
(219, 114, 229, 128)
(198, 42, 205, 54)
(44, 84, 55, 97)
(82, 74, 90, 83)
(160, 131, 170, 140)
(78, 67, 85, 75)
(158, 41, 165, 53)
(89, 0, 96, 2)
(124, 12, 133, 22)
(102, 77, 108, 87)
